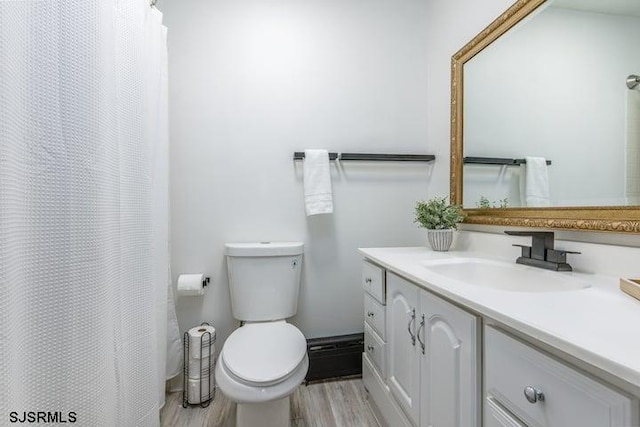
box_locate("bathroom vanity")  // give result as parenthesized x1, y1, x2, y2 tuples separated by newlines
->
(359, 248, 640, 427)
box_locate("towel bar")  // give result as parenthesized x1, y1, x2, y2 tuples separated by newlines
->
(293, 152, 435, 162)
(463, 156, 551, 166)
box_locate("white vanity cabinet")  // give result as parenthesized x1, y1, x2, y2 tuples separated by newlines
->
(484, 327, 638, 427)
(362, 260, 413, 427)
(366, 265, 480, 427)
(361, 260, 388, 381)
(362, 260, 387, 377)
(360, 249, 640, 427)
(387, 272, 421, 424)
(420, 289, 479, 427)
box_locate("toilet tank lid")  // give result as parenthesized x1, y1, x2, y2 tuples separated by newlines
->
(225, 242, 304, 257)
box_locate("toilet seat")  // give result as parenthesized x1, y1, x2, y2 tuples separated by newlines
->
(221, 321, 306, 387)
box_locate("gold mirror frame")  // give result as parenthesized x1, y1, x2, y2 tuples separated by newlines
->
(450, 0, 640, 233)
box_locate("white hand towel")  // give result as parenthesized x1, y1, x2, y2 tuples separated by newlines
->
(522, 156, 550, 207)
(303, 149, 334, 216)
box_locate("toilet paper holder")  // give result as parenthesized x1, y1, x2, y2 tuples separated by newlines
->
(177, 274, 211, 297)
(182, 322, 216, 408)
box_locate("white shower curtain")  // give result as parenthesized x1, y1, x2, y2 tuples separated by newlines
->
(0, 1, 171, 425)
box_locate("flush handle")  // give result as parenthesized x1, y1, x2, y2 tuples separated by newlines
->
(524, 386, 545, 404)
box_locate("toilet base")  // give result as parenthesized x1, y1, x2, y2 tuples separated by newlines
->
(237, 396, 290, 427)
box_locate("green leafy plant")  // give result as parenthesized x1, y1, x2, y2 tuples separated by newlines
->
(414, 197, 466, 230)
(476, 196, 508, 209)
(477, 196, 491, 209)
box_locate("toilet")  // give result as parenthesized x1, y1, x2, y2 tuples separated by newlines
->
(216, 242, 308, 427)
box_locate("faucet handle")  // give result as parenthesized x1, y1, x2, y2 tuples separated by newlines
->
(546, 248, 581, 264)
(512, 244, 532, 258)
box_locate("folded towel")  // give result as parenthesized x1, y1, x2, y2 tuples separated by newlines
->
(303, 149, 333, 216)
(522, 156, 550, 207)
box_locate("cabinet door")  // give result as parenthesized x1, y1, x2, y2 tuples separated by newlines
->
(387, 272, 421, 426)
(420, 290, 480, 427)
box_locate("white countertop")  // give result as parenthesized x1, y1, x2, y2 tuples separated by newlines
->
(359, 247, 640, 393)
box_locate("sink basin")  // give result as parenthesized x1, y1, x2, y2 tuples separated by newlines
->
(420, 257, 591, 292)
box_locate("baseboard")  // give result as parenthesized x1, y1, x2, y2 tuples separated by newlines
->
(305, 333, 364, 383)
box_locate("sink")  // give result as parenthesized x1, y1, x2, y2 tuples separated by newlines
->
(420, 257, 591, 293)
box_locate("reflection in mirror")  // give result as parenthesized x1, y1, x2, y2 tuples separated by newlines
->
(462, 0, 640, 209)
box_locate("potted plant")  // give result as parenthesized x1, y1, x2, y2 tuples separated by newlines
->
(477, 195, 509, 209)
(414, 197, 466, 251)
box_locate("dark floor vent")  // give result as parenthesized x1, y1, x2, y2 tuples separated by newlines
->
(305, 333, 364, 383)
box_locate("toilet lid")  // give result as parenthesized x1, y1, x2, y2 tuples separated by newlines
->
(222, 322, 306, 386)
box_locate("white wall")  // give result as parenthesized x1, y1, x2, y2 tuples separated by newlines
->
(464, 7, 640, 208)
(163, 0, 435, 344)
(424, 0, 516, 195)
(165, 0, 640, 353)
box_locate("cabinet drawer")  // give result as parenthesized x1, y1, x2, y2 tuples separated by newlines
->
(362, 260, 385, 304)
(485, 397, 527, 427)
(485, 327, 638, 427)
(364, 293, 386, 339)
(364, 323, 386, 379)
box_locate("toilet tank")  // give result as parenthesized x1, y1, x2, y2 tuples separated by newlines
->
(225, 242, 304, 322)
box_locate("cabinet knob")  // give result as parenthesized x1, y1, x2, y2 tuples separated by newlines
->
(367, 345, 374, 352)
(524, 386, 545, 404)
(367, 311, 375, 317)
(365, 277, 372, 284)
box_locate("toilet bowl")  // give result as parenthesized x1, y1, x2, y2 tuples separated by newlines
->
(217, 242, 307, 427)
(215, 321, 308, 403)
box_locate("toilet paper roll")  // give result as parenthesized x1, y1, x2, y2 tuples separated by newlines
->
(177, 274, 205, 297)
(187, 372, 215, 404)
(187, 354, 215, 379)
(187, 325, 216, 359)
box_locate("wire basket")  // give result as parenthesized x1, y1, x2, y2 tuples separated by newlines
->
(182, 323, 216, 408)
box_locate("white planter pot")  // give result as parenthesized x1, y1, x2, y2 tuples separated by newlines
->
(427, 229, 454, 252)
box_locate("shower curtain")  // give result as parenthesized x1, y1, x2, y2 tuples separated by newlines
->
(0, 1, 172, 425)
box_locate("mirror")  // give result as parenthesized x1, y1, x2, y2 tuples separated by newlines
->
(450, 0, 640, 232)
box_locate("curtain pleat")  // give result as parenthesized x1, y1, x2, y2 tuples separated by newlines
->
(0, 1, 169, 425)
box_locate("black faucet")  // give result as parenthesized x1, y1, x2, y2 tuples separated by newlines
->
(504, 231, 580, 271)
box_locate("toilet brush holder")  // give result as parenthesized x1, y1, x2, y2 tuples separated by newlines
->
(182, 323, 216, 408)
